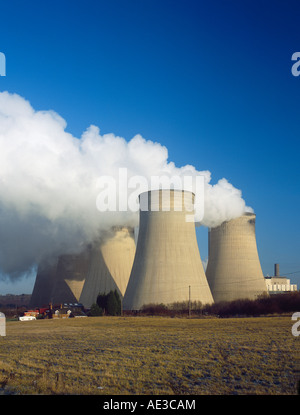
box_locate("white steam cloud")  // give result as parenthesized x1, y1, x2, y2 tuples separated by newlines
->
(0, 91, 252, 281)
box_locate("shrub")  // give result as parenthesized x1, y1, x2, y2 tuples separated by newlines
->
(96, 293, 107, 312)
(106, 291, 120, 316)
(89, 303, 103, 316)
(96, 290, 122, 316)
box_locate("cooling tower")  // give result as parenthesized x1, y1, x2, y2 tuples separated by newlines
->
(123, 189, 214, 310)
(79, 227, 136, 307)
(205, 213, 268, 303)
(29, 257, 58, 307)
(50, 248, 91, 304)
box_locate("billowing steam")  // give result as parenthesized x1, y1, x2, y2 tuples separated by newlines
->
(0, 91, 251, 281)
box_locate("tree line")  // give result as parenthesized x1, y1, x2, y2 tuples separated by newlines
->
(88, 290, 300, 318)
(131, 291, 300, 318)
(203, 291, 300, 318)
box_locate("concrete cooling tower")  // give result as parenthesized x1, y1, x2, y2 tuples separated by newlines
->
(123, 189, 214, 310)
(30, 249, 91, 307)
(50, 249, 91, 304)
(79, 227, 136, 308)
(29, 258, 58, 307)
(205, 212, 268, 303)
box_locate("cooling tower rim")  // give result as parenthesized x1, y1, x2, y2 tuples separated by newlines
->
(138, 189, 195, 213)
(208, 212, 256, 230)
(138, 189, 195, 198)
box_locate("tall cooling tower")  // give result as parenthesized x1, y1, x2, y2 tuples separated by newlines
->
(79, 227, 136, 308)
(123, 190, 214, 310)
(205, 212, 268, 303)
(30, 250, 90, 307)
(50, 249, 91, 304)
(29, 258, 58, 307)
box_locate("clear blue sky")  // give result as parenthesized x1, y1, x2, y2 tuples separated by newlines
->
(0, 0, 299, 294)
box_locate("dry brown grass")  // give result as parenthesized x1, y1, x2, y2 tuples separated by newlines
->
(0, 315, 298, 395)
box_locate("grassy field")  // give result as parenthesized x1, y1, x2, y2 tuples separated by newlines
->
(0, 315, 298, 395)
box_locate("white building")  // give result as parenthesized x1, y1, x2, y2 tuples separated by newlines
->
(265, 264, 298, 294)
(265, 276, 297, 293)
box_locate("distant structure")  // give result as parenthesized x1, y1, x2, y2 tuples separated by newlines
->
(51, 249, 91, 305)
(29, 249, 90, 307)
(123, 189, 214, 310)
(79, 227, 136, 308)
(265, 263, 298, 294)
(206, 213, 268, 303)
(30, 227, 135, 309)
(29, 258, 58, 307)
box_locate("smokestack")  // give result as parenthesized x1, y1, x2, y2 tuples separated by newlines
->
(206, 213, 268, 303)
(274, 263, 279, 277)
(79, 227, 136, 308)
(123, 190, 214, 310)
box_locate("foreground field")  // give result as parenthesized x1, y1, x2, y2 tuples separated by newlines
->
(0, 316, 298, 395)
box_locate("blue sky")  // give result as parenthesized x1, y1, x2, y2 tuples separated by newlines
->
(0, 0, 299, 294)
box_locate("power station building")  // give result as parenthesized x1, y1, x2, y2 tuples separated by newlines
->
(123, 189, 214, 310)
(265, 263, 298, 294)
(205, 213, 268, 303)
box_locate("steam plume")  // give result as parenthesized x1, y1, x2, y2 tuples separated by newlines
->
(0, 91, 251, 281)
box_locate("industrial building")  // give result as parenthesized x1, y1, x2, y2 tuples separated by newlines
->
(265, 264, 298, 294)
(123, 189, 214, 310)
(205, 213, 268, 303)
